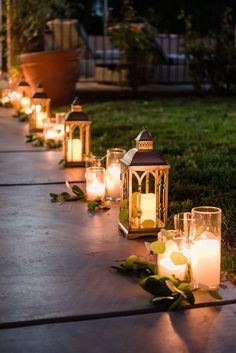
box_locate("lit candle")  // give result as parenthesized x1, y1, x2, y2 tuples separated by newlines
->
(140, 193, 156, 227)
(67, 139, 82, 162)
(21, 97, 31, 111)
(191, 233, 221, 288)
(44, 124, 64, 142)
(86, 179, 106, 201)
(36, 112, 47, 129)
(45, 129, 58, 140)
(158, 258, 187, 281)
(106, 163, 121, 199)
(157, 239, 188, 280)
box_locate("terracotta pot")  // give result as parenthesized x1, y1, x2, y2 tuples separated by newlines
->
(18, 49, 80, 106)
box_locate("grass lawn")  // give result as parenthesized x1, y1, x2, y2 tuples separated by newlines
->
(57, 96, 236, 273)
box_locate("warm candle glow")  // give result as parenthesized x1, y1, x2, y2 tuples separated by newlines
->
(106, 163, 121, 199)
(45, 129, 58, 140)
(86, 179, 106, 201)
(21, 97, 31, 111)
(191, 234, 221, 288)
(157, 239, 190, 281)
(158, 258, 186, 281)
(67, 139, 82, 162)
(36, 112, 47, 129)
(140, 193, 156, 227)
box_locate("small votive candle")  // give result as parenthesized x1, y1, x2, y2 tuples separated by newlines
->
(85, 167, 106, 201)
(157, 233, 190, 281)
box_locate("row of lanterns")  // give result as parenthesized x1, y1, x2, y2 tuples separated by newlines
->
(2, 79, 221, 289)
(3, 80, 171, 239)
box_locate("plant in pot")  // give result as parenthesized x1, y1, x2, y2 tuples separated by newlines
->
(8, 0, 81, 106)
(109, 0, 156, 95)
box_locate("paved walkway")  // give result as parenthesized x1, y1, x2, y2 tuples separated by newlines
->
(0, 107, 235, 352)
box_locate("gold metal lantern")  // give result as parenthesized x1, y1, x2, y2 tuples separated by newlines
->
(119, 128, 170, 239)
(16, 80, 31, 112)
(64, 97, 91, 167)
(30, 84, 51, 132)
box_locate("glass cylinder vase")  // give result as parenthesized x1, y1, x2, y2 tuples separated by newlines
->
(191, 206, 222, 289)
(105, 148, 126, 200)
(85, 167, 106, 201)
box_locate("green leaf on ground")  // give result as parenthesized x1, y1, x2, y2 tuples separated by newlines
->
(208, 290, 223, 300)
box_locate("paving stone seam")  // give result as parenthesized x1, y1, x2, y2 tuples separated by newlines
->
(0, 150, 47, 153)
(0, 180, 85, 187)
(0, 299, 235, 331)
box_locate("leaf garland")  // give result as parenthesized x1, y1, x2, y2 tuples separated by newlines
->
(49, 183, 110, 212)
(26, 134, 62, 149)
(15, 110, 29, 122)
(26, 134, 44, 147)
(111, 254, 223, 311)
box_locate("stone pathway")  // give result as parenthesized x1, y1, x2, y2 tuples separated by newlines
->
(0, 107, 235, 352)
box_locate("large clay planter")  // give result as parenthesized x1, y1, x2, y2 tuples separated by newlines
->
(18, 49, 80, 106)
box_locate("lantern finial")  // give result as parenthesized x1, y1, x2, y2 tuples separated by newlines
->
(135, 127, 153, 150)
(71, 97, 82, 112)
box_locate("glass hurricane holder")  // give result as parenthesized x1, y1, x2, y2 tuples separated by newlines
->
(85, 167, 106, 201)
(85, 155, 102, 169)
(191, 206, 222, 289)
(157, 231, 192, 282)
(119, 128, 170, 240)
(64, 97, 91, 167)
(43, 118, 64, 145)
(174, 212, 194, 239)
(55, 112, 66, 125)
(106, 148, 126, 201)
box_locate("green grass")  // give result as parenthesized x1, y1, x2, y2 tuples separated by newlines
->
(58, 96, 236, 271)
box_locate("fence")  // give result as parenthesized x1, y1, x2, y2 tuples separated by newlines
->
(44, 20, 192, 85)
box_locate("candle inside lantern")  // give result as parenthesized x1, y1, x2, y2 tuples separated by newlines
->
(21, 97, 31, 112)
(191, 233, 221, 288)
(36, 112, 47, 129)
(86, 179, 106, 201)
(106, 163, 121, 199)
(67, 139, 82, 162)
(140, 193, 156, 227)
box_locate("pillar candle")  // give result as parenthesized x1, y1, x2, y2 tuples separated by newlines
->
(140, 193, 156, 226)
(67, 139, 82, 162)
(21, 97, 31, 112)
(191, 236, 221, 288)
(36, 112, 47, 129)
(106, 163, 121, 199)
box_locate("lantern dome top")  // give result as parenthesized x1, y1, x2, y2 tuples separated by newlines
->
(32, 83, 49, 99)
(17, 80, 30, 87)
(135, 127, 153, 150)
(120, 128, 169, 167)
(65, 97, 90, 122)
